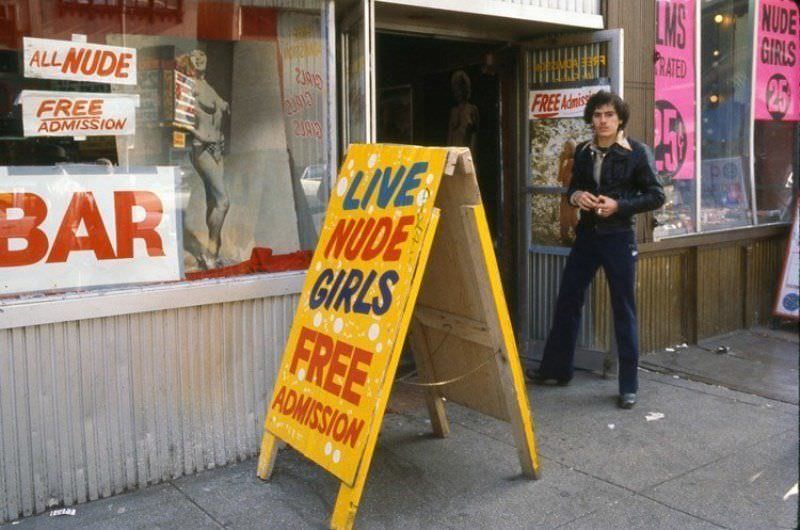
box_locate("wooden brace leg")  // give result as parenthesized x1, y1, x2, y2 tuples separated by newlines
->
(461, 204, 541, 479)
(256, 432, 279, 481)
(330, 480, 361, 530)
(409, 322, 450, 437)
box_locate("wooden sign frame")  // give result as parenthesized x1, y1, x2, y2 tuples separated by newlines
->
(258, 146, 539, 529)
(773, 196, 799, 321)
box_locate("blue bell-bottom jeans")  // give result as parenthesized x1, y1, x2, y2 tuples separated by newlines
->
(538, 226, 639, 394)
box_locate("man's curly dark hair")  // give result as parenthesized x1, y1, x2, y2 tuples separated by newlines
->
(583, 90, 630, 130)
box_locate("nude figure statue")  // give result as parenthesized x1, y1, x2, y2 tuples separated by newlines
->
(446, 70, 479, 156)
(558, 139, 579, 244)
(185, 49, 230, 269)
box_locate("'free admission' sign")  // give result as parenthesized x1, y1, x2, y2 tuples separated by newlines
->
(265, 145, 447, 486)
(529, 85, 610, 119)
(654, 0, 696, 181)
(18, 90, 139, 137)
(755, 0, 799, 121)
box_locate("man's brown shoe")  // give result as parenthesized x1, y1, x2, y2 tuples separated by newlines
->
(525, 368, 571, 386)
(617, 393, 637, 409)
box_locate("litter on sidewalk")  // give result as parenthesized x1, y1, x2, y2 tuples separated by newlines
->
(783, 483, 798, 501)
(49, 508, 76, 517)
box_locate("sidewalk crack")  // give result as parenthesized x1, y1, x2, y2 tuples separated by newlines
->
(641, 367, 799, 406)
(167, 481, 226, 529)
(552, 488, 729, 530)
(390, 408, 794, 529)
(639, 426, 797, 493)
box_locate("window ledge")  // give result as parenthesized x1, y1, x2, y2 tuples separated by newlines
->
(642, 223, 790, 253)
(0, 271, 307, 331)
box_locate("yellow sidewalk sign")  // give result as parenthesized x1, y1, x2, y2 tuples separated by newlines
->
(258, 144, 540, 529)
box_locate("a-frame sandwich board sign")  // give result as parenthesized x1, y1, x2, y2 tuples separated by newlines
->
(258, 144, 539, 529)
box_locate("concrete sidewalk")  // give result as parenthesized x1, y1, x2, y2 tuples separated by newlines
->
(4, 327, 798, 529)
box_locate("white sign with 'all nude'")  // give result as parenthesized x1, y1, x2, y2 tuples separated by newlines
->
(24, 37, 137, 85)
(18, 90, 139, 137)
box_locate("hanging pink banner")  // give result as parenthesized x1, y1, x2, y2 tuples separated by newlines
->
(654, 0, 696, 181)
(755, 0, 799, 121)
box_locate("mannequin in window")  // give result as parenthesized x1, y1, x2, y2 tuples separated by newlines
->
(446, 70, 479, 157)
(558, 139, 579, 244)
(180, 49, 231, 269)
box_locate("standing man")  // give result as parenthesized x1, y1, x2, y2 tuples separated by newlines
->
(526, 91, 664, 409)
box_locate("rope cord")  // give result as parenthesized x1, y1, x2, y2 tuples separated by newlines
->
(396, 323, 499, 388)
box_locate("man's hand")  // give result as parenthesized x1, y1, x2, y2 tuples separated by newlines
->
(595, 195, 619, 217)
(574, 191, 600, 211)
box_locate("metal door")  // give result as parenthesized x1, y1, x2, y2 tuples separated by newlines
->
(338, 0, 376, 153)
(517, 30, 624, 372)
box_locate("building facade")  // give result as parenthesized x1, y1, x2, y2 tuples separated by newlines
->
(581, 0, 798, 356)
(0, 0, 796, 522)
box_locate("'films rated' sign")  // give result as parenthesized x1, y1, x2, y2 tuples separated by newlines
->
(654, 0, 696, 181)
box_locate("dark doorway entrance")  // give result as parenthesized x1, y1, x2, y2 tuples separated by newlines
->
(375, 32, 505, 243)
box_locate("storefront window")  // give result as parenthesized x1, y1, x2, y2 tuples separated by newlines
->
(699, 0, 754, 231)
(655, 0, 798, 239)
(753, 0, 799, 224)
(0, 0, 331, 300)
(530, 118, 592, 247)
(528, 42, 610, 248)
(754, 121, 796, 223)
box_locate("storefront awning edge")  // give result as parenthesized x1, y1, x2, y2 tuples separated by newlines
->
(375, 0, 604, 30)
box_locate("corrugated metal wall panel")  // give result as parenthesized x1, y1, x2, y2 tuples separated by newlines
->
(529, 251, 594, 348)
(591, 236, 787, 356)
(697, 245, 745, 338)
(529, 42, 605, 85)
(635, 251, 689, 352)
(746, 237, 785, 326)
(0, 294, 299, 523)
(575, 251, 690, 355)
(590, 270, 612, 352)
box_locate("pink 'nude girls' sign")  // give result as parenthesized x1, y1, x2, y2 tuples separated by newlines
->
(755, 0, 799, 122)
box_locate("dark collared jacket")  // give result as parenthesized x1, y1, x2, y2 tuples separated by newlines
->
(567, 136, 665, 233)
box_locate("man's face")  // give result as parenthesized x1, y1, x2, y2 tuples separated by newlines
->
(592, 103, 621, 140)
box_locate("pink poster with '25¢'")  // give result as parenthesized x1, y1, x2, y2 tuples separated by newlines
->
(654, 0, 695, 181)
(755, 0, 800, 122)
